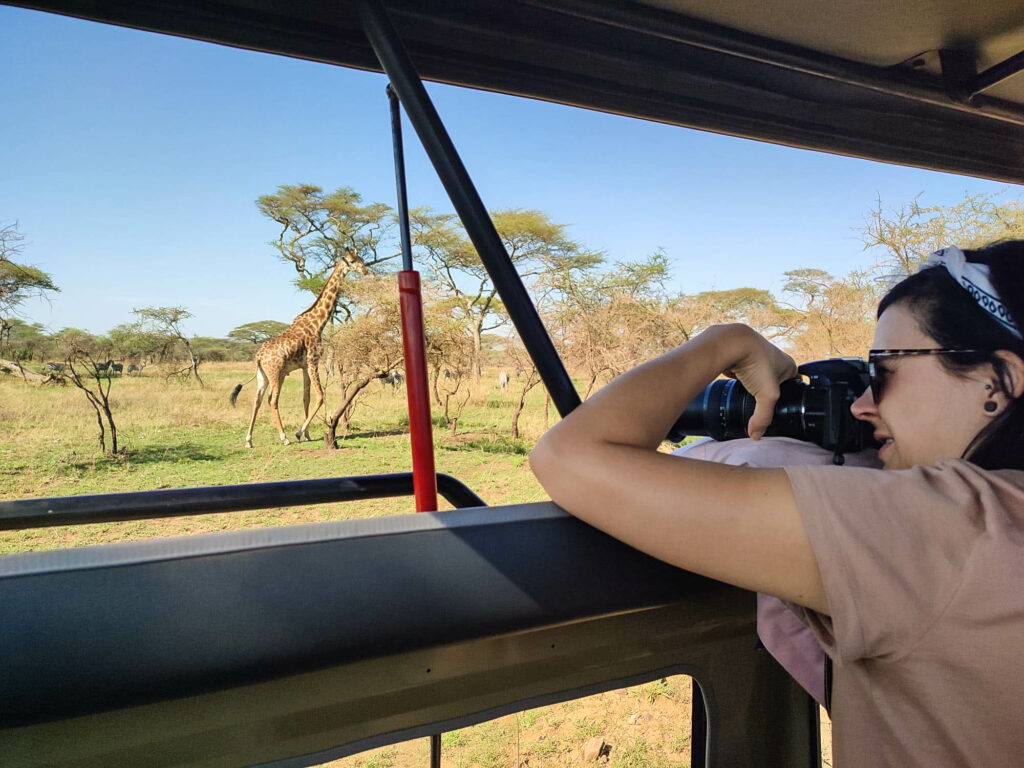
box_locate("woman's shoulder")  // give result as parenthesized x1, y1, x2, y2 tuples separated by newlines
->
(786, 458, 1024, 531)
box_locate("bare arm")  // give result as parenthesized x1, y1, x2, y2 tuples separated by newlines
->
(529, 324, 829, 613)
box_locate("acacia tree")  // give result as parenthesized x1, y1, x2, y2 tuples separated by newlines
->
(106, 321, 169, 363)
(59, 346, 119, 455)
(545, 253, 673, 398)
(666, 287, 792, 344)
(322, 277, 405, 446)
(256, 184, 392, 319)
(412, 207, 602, 378)
(227, 320, 289, 346)
(422, 299, 476, 434)
(0, 222, 58, 351)
(506, 334, 543, 440)
(3, 319, 47, 362)
(133, 306, 204, 387)
(782, 268, 879, 359)
(862, 191, 1024, 279)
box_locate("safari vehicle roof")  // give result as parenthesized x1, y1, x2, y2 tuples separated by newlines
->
(9, 0, 1024, 183)
(5, 3, 1024, 767)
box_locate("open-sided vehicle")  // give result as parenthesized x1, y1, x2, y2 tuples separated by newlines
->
(3, 2, 1023, 766)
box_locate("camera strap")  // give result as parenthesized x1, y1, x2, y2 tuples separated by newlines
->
(824, 656, 833, 715)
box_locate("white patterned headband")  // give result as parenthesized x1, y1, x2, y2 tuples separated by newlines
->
(923, 246, 1022, 339)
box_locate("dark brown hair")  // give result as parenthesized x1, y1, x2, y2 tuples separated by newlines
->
(877, 240, 1024, 470)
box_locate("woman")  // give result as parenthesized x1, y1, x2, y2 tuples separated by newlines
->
(530, 241, 1024, 766)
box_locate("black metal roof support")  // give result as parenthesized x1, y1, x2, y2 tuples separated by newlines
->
(969, 49, 1024, 99)
(351, 0, 582, 418)
(388, 85, 414, 273)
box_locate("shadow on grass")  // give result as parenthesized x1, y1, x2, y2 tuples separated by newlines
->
(441, 435, 529, 455)
(119, 443, 226, 465)
(332, 427, 410, 440)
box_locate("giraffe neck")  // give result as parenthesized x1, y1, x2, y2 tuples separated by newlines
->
(298, 257, 348, 333)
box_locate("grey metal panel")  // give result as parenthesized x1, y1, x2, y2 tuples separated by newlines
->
(0, 503, 818, 767)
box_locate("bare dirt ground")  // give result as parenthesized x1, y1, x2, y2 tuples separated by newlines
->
(322, 676, 695, 768)
(319, 677, 832, 768)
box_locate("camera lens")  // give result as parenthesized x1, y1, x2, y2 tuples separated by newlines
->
(666, 357, 877, 457)
(667, 378, 809, 443)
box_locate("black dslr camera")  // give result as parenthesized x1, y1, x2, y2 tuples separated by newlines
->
(666, 358, 878, 465)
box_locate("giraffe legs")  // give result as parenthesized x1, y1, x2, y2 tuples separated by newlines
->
(296, 361, 325, 442)
(244, 364, 270, 448)
(296, 367, 313, 441)
(267, 370, 292, 446)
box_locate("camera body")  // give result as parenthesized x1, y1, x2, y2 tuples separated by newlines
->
(666, 357, 878, 464)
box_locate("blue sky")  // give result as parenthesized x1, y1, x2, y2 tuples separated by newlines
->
(3, 5, 1017, 337)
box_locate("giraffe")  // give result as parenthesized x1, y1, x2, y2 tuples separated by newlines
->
(230, 249, 368, 448)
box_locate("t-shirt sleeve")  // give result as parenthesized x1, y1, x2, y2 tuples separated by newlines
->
(782, 459, 992, 662)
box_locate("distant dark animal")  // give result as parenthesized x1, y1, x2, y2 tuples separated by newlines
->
(383, 371, 404, 389)
(127, 362, 146, 375)
(45, 362, 64, 373)
(442, 369, 454, 380)
(498, 370, 510, 390)
(111, 363, 124, 374)
(94, 360, 114, 373)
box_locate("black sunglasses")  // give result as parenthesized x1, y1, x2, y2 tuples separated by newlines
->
(866, 348, 980, 402)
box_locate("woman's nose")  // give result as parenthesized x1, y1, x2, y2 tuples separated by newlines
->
(850, 387, 877, 420)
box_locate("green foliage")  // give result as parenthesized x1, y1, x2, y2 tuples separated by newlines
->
(519, 710, 540, 729)
(637, 678, 674, 703)
(191, 336, 252, 362)
(357, 747, 397, 768)
(440, 729, 467, 748)
(0, 222, 59, 319)
(611, 736, 679, 768)
(106, 322, 169, 361)
(573, 716, 602, 739)
(670, 729, 691, 752)
(50, 327, 99, 357)
(528, 736, 562, 757)
(1, 319, 47, 360)
(226, 320, 289, 345)
(254, 184, 391, 319)
(412, 205, 603, 376)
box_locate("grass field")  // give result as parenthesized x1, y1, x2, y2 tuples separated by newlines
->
(0, 362, 552, 553)
(0, 361, 829, 767)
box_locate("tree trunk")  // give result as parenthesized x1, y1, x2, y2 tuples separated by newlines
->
(182, 339, 204, 389)
(470, 324, 483, 380)
(510, 373, 540, 440)
(92, 403, 106, 453)
(431, 367, 443, 408)
(449, 389, 471, 437)
(105, 405, 118, 454)
(324, 376, 377, 448)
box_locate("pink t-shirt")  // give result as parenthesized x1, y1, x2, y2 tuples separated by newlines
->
(674, 437, 881, 706)
(784, 459, 1024, 766)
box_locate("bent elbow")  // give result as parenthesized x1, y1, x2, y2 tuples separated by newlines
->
(529, 433, 557, 493)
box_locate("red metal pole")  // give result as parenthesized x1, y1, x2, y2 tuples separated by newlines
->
(398, 270, 438, 513)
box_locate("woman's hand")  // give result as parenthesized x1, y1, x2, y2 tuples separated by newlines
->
(528, 322, 825, 613)
(714, 324, 798, 440)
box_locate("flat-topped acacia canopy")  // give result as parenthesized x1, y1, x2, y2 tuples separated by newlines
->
(9, 0, 1024, 182)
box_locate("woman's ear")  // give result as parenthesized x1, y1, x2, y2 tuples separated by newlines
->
(994, 350, 1024, 399)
